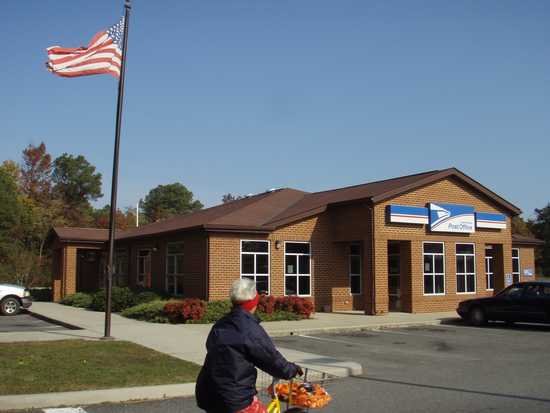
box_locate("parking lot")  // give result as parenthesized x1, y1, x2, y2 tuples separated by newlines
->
(0, 312, 68, 333)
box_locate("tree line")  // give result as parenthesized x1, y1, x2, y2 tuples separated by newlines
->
(0, 142, 203, 287)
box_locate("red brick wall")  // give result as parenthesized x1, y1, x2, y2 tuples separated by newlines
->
(373, 176, 514, 314)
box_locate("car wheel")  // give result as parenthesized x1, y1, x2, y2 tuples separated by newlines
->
(469, 307, 486, 327)
(0, 297, 21, 316)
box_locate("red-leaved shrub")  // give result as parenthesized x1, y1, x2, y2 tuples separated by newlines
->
(164, 299, 206, 323)
(258, 294, 276, 315)
(274, 296, 314, 319)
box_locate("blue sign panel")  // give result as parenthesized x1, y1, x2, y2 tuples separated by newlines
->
(388, 205, 429, 224)
(429, 203, 475, 233)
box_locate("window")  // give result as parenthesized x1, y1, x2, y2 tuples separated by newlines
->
(241, 240, 270, 295)
(114, 248, 128, 287)
(498, 284, 524, 298)
(423, 242, 445, 295)
(166, 242, 184, 296)
(137, 249, 151, 287)
(512, 248, 521, 283)
(485, 247, 494, 291)
(456, 243, 476, 294)
(285, 242, 311, 296)
(349, 244, 361, 295)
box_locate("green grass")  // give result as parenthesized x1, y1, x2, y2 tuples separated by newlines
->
(0, 340, 201, 395)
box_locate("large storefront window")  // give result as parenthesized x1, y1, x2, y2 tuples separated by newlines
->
(166, 242, 184, 296)
(456, 243, 476, 293)
(241, 240, 270, 294)
(423, 242, 445, 295)
(485, 247, 494, 290)
(512, 248, 521, 283)
(349, 244, 361, 295)
(285, 242, 311, 296)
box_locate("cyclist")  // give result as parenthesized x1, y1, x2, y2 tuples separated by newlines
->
(196, 278, 303, 413)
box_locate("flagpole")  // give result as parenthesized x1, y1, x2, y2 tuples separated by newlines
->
(103, 0, 132, 339)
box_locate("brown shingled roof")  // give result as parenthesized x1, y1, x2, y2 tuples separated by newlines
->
(50, 227, 109, 243)
(512, 234, 545, 246)
(51, 167, 523, 243)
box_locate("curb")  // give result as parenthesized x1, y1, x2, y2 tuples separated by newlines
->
(0, 383, 196, 411)
(27, 310, 84, 331)
(267, 317, 459, 337)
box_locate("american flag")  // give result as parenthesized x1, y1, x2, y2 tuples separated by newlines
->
(46, 17, 125, 78)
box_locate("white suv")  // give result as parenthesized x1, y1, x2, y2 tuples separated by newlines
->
(0, 284, 32, 316)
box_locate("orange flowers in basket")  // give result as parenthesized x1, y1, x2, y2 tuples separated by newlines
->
(270, 381, 332, 409)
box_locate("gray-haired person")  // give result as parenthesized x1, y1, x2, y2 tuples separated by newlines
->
(196, 279, 303, 413)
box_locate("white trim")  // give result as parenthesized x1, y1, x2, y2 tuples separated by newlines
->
(476, 221, 507, 229)
(284, 241, 312, 297)
(390, 215, 429, 225)
(422, 241, 446, 296)
(455, 242, 476, 294)
(349, 243, 362, 295)
(512, 248, 521, 283)
(240, 240, 271, 295)
(485, 248, 494, 291)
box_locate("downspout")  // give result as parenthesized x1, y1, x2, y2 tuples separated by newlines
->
(205, 235, 210, 301)
(370, 205, 376, 315)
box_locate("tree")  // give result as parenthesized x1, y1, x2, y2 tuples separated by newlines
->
(20, 142, 52, 202)
(529, 203, 550, 276)
(0, 168, 23, 253)
(142, 183, 203, 222)
(92, 205, 137, 230)
(512, 216, 533, 236)
(52, 153, 102, 225)
(222, 193, 245, 203)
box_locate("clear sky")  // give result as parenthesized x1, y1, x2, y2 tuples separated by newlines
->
(2, 0, 549, 218)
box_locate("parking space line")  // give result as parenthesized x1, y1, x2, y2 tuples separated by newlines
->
(296, 334, 362, 346)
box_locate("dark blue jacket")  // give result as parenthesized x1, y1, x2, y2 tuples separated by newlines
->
(196, 307, 299, 413)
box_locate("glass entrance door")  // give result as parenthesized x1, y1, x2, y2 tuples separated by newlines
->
(388, 242, 401, 311)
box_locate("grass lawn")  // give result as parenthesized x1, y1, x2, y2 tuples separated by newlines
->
(0, 340, 201, 395)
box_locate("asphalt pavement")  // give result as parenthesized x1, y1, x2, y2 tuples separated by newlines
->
(0, 312, 67, 333)
(10, 321, 550, 413)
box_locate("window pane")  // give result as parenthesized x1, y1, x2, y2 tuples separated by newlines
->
(350, 275, 361, 294)
(485, 258, 490, 274)
(286, 243, 310, 254)
(299, 255, 310, 275)
(299, 276, 310, 295)
(457, 275, 465, 293)
(256, 254, 269, 274)
(286, 255, 297, 274)
(139, 250, 149, 257)
(176, 276, 184, 296)
(350, 255, 361, 275)
(424, 275, 434, 294)
(435, 274, 445, 294)
(488, 274, 494, 289)
(434, 255, 444, 274)
(424, 243, 443, 254)
(456, 244, 474, 255)
(176, 255, 185, 274)
(242, 241, 269, 253)
(512, 249, 519, 258)
(139, 258, 145, 274)
(167, 275, 175, 293)
(466, 256, 475, 274)
(389, 275, 400, 294)
(389, 255, 400, 274)
(512, 259, 519, 273)
(167, 256, 175, 275)
(242, 254, 254, 274)
(350, 244, 361, 255)
(488, 259, 493, 274)
(168, 242, 184, 254)
(256, 276, 269, 295)
(466, 274, 475, 292)
(424, 255, 433, 274)
(456, 256, 465, 274)
(285, 276, 297, 295)
(388, 242, 400, 255)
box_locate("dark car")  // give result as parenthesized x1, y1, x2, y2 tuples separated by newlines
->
(457, 281, 550, 326)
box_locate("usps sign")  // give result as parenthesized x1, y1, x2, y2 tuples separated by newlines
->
(429, 203, 475, 233)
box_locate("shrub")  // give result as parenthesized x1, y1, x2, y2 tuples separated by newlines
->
(258, 310, 301, 322)
(164, 299, 206, 323)
(121, 300, 169, 323)
(89, 287, 137, 312)
(134, 291, 162, 305)
(201, 300, 233, 324)
(60, 292, 93, 308)
(257, 294, 276, 315)
(274, 296, 314, 319)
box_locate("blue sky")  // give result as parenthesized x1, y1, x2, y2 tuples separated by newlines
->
(2, 0, 549, 218)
